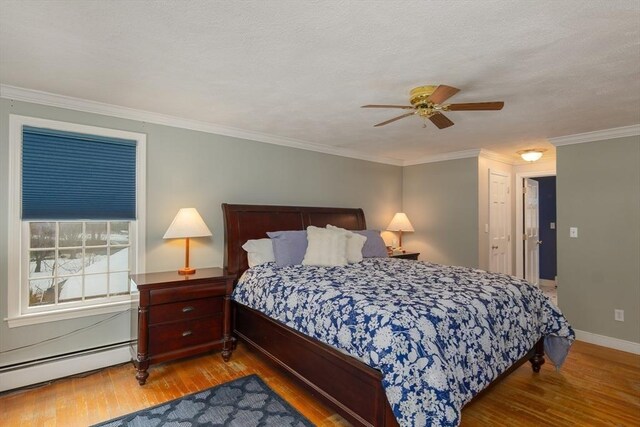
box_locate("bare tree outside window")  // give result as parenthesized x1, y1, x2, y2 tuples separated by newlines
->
(28, 221, 131, 307)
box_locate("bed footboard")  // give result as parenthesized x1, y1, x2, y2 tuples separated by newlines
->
(235, 303, 399, 427)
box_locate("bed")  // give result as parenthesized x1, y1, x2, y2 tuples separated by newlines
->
(222, 203, 573, 426)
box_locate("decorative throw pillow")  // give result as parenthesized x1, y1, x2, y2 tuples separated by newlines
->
(266, 230, 308, 267)
(242, 238, 275, 267)
(354, 230, 389, 258)
(326, 224, 367, 263)
(302, 226, 348, 267)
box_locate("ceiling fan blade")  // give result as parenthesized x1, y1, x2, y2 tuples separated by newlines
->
(429, 113, 455, 129)
(447, 102, 504, 111)
(361, 104, 414, 109)
(428, 85, 460, 104)
(374, 112, 415, 127)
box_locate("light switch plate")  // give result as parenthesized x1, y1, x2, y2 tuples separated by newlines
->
(550, 222, 556, 229)
(569, 227, 578, 238)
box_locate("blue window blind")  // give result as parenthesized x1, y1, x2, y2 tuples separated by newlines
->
(22, 126, 137, 220)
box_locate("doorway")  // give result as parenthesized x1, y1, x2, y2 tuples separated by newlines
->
(515, 170, 558, 305)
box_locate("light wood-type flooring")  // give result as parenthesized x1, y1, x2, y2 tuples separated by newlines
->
(1, 340, 638, 426)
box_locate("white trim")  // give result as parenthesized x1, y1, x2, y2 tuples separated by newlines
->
(480, 149, 516, 165)
(514, 169, 556, 278)
(403, 149, 481, 166)
(574, 329, 640, 355)
(0, 84, 403, 166)
(7, 115, 22, 328)
(0, 342, 132, 392)
(135, 132, 147, 275)
(549, 124, 640, 146)
(6, 115, 146, 326)
(404, 148, 546, 167)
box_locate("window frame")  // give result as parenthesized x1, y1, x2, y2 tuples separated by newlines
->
(7, 115, 146, 327)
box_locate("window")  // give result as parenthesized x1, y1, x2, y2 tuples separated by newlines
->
(27, 221, 131, 308)
(8, 115, 146, 327)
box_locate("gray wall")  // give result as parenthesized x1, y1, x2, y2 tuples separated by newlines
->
(0, 99, 403, 366)
(557, 136, 640, 343)
(402, 158, 479, 268)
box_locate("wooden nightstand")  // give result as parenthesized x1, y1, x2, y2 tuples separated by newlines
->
(131, 267, 235, 385)
(390, 252, 420, 260)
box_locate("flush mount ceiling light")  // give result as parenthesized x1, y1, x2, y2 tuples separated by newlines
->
(517, 148, 547, 162)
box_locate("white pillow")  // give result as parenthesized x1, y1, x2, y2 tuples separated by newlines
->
(302, 226, 348, 266)
(326, 224, 367, 263)
(242, 238, 275, 267)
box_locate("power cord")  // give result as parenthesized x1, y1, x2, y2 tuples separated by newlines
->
(0, 308, 133, 354)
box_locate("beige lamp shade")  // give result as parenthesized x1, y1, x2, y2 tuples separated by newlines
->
(387, 212, 414, 251)
(163, 208, 212, 239)
(163, 208, 211, 275)
(386, 212, 415, 232)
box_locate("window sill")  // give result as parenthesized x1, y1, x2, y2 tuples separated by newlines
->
(5, 297, 139, 328)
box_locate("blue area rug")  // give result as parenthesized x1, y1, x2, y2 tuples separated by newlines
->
(93, 374, 313, 426)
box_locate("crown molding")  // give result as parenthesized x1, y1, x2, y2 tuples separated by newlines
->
(403, 149, 482, 166)
(479, 149, 516, 165)
(0, 84, 404, 166)
(404, 148, 530, 167)
(549, 124, 640, 147)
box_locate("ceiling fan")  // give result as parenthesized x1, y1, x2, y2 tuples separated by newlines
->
(362, 85, 504, 129)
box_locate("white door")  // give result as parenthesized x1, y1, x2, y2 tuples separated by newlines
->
(524, 178, 540, 286)
(489, 170, 510, 274)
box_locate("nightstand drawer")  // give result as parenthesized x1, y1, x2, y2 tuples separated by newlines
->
(149, 282, 226, 305)
(148, 315, 223, 355)
(149, 296, 223, 325)
(390, 252, 420, 260)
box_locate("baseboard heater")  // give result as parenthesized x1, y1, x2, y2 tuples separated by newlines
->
(0, 340, 135, 393)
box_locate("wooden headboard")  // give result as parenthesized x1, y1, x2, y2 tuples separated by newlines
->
(222, 203, 366, 278)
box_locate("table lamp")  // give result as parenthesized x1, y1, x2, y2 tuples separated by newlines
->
(163, 208, 212, 275)
(386, 212, 414, 252)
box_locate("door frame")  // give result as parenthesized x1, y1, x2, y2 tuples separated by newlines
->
(515, 168, 556, 278)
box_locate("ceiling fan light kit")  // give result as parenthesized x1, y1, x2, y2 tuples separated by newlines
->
(362, 84, 504, 129)
(517, 148, 547, 162)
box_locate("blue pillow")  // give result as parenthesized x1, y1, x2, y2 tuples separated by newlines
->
(267, 230, 308, 267)
(354, 230, 388, 258)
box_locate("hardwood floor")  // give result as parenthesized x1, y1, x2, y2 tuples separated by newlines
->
(1, 340, 638, 426)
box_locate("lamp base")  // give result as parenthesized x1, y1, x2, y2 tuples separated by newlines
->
(178, 267, 196, 275)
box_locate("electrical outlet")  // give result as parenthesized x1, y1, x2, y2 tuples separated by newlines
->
(614, 309, 624, 322)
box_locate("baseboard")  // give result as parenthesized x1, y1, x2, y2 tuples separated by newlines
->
(574, 329, 640, 355)
(0, 342, 132, 392)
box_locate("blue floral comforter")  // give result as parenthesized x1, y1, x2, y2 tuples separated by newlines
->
(232, 258, 574, 426)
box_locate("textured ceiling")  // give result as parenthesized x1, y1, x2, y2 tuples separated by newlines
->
(1, 0, 639, 164)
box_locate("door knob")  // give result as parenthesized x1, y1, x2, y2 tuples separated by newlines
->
(537, 240, 542, 245)
(491, 245, 499, 249)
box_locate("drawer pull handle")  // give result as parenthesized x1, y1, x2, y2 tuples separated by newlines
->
(182, 330, 192, 337)
(182, 306, 195, 313)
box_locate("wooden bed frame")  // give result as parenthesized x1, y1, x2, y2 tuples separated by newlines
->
(222, 203, 545, 427)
